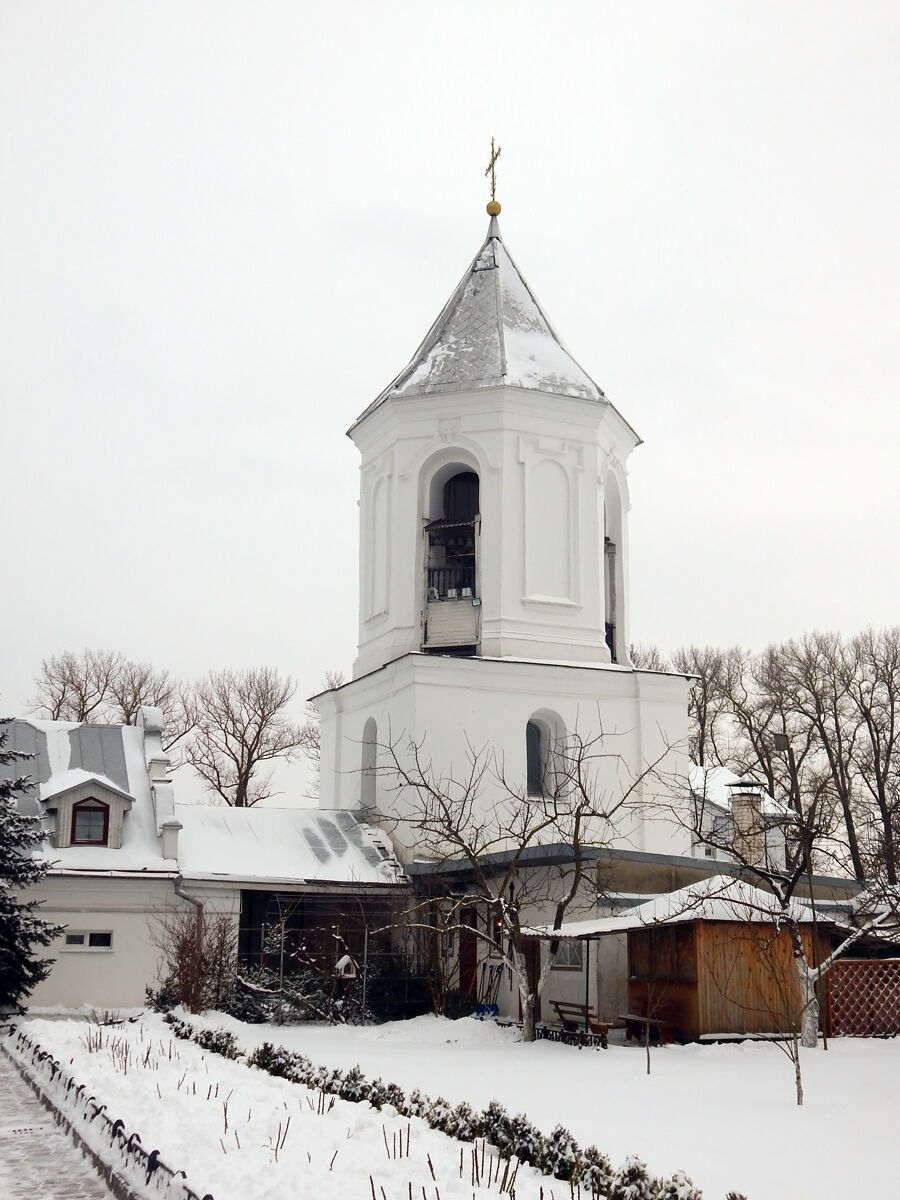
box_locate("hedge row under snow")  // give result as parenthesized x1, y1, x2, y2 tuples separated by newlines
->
(163, 1014, 742, 1200)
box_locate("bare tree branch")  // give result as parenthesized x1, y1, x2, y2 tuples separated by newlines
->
(184, 666, 303, 806)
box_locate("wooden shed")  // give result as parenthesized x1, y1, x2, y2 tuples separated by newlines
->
(542, 875, 838, 1043)
(625, 915, 832, 1041)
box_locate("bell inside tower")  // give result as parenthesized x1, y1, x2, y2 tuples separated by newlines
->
(423, 469, 481, 654)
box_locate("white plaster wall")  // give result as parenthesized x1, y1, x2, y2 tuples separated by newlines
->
(317, 654, 692, 861)
(351, 387, 639, 678)
(25, 875, 184, 1009)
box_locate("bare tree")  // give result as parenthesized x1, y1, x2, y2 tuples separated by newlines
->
(375, 726, 676, 1042)
(32, 647, 195, 752)
(774, 632, 865, 880)
(631, 628, 900, 899)
(671, 644, 731, 768)
(33, 648, 123, 722)
(298, 669, 345, 798)
(846, 627, 900, 887)
(184, 666, 303, 807)
(628, 643, 669, 672)
(148, 904, 237, 1013)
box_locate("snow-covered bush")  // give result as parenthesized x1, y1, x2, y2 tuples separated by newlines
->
(425, 1096, 454, 1133)
(610, 1154, 655, 1200)
(406, 1088, 429, 1118)
(382, 1082, 407, 1113)
(338, 1065, 370, 1103)
(367, 1077, 392, 1110)
(541, 1123, 580, 1181)
(508, 1112, 544, 1165)
(186, 1025, 240, 1059)
(656, 1169, 702, 1199)
(445, 1101, 482, 1141)
(247, 1041, 303, 1080)
(481, 1099, 513, 1154)
(145, 981, 179, 1012)
(577, 1145, 615, 1197)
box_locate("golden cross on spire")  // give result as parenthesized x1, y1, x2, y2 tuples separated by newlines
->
(485, 137, 502, 215)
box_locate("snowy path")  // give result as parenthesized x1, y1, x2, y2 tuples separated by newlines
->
(0, 1050, 114, 1200)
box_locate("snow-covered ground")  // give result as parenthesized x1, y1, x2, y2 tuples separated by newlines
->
(17, 1011, 900, 1199)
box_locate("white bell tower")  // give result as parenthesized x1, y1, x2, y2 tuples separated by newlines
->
(350, 212, 637, 677)
(316, 193, 691, 860)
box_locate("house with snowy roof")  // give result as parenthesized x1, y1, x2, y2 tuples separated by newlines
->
(1, 709, 408, 1009)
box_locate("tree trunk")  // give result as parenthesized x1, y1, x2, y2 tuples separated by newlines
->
(792, 1032, 804, 1106)
(789, 928, 819, 1048)
(511, 946, 537, 1042)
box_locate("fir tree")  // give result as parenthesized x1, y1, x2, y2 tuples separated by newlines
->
(0, 725, 61, 1012)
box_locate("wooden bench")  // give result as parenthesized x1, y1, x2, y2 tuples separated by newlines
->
(550, 1000, 612, 1048)
(619, 1012, 674, 1045)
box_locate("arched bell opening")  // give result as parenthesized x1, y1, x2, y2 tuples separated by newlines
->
(421, 459, 482, 656)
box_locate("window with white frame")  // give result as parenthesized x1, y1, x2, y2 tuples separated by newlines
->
(62, 931, 114, 951)
(551, 940, 584, 970)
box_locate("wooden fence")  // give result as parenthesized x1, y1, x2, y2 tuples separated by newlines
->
(827, 959, 900, 1037)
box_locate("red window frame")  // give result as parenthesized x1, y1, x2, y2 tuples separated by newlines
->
(70, 798, 110, 846)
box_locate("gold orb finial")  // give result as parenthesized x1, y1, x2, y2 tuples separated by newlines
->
(487, 199, 501, 216)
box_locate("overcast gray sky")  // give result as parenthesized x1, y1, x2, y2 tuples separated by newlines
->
(2, 2, 898, 798)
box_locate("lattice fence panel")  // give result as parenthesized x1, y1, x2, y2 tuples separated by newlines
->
(828, 959, 900, 1037)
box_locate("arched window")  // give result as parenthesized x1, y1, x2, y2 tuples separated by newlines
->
(71, 798, 109, 846)
(525, 710, 566, 798)
(361, 717, 377, 809)
(526, 721, 544, 796)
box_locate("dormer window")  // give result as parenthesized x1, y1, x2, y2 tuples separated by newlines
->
(71, 798, 110, 846)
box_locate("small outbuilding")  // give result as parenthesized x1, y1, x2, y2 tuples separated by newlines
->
(540, 875, 839, 1042)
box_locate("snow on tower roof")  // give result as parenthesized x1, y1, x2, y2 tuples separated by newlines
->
(353, 216, 633, 431)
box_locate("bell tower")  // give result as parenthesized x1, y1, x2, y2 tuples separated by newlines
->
(316, 181, 691, 861)
(350, 205, 639, 678)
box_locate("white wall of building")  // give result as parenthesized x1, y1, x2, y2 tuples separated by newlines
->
(317, 652, 693, 861)
(27, 875, 186, 1009)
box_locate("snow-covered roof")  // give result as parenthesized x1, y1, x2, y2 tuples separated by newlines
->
(174, 804, 404, 888)
(1, 717, 409, 889)
(530, 875, 819, 939)
(0, 717, 175, 874)
(353, 216, 635, 432)
(40, 767, 134, 806)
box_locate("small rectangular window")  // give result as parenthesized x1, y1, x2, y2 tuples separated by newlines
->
(675, 925, 697, 982)
(62, 930, 114, 952)
(630, 929, 652, 980)
(551, 941, 584, 970)
(653, 928, 677, 980)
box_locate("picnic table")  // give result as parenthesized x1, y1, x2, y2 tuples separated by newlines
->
(619, 1012, 674, 1045)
